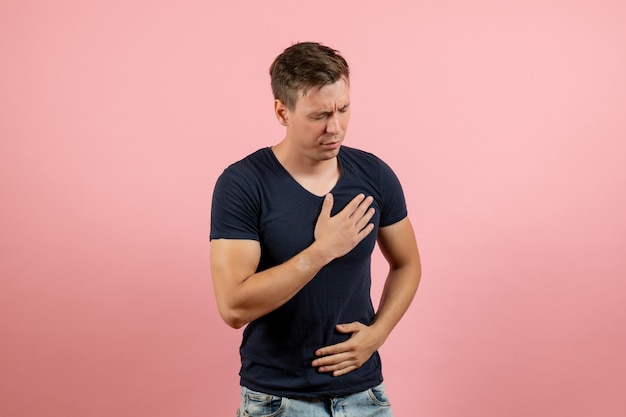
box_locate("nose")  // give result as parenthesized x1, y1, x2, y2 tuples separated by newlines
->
(326, 112, 342, 135)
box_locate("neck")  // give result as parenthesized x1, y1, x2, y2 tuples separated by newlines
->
(271, 140, 341, 197)
(271, 140, 338, 177)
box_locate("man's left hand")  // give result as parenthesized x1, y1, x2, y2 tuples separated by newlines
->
(312, 322, 385, 377)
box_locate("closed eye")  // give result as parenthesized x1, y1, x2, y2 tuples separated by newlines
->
(309, 104, 350, 120)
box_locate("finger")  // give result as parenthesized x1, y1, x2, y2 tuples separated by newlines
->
(349, 195, 373, 220)
(313, 352, 351, 368)
(333, 365, 358, 377)
(318, 193, 334, 219)
(336, 322, 361, 333)
(318, 357, 358, 374)
(340, 193, 366, 218)
(315, 341, 348, 358)
(354, 207, 375, 232)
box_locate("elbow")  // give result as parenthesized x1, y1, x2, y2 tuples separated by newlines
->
(218, 306, 249, 329)
(224, 317, 246, 330)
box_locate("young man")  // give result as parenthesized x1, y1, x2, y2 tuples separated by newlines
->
(210, 42, 421, 417)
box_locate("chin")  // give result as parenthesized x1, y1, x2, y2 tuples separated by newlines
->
(318, 148, 341, 160)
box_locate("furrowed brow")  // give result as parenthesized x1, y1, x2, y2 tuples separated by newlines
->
(310, 103, 350, 117)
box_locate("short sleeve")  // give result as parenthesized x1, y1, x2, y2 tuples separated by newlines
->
(378, 158, 408, 227)
(210, 168, 261, 241)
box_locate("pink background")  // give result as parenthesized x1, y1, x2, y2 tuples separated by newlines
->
(1, 1, 625, 416)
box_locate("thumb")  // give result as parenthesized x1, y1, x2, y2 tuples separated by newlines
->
(336, 322, 361, 333)
(318, 193, 334, 219)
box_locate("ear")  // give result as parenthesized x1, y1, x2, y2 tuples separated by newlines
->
(274, 99, 289, 126)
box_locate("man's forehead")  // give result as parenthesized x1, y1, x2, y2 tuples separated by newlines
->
(297, 80, 350, 109)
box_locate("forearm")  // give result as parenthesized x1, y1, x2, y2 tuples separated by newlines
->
(217, 241, 333, 329)
(312, 262, 421, 376)
(213, 192, 376, 329)
(370, 261, 422, 343)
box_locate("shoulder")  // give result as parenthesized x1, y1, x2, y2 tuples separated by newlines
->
(215, 148, 276, 187)
(339, 145, 378, 161)
(339, 146, 397, 176)
(221, 147, 273, 176)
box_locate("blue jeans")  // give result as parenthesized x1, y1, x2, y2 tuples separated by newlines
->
(237, 383, 394, 417)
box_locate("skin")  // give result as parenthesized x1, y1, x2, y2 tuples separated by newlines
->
(272, 76, 352, 195)
(210, 76, 421, 377)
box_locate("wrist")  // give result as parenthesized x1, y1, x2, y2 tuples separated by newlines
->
(306, 241, 335, 267)
(370, 319, 393, 344)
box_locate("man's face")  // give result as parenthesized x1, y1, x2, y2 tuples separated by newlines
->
(281, 77, 351, 162)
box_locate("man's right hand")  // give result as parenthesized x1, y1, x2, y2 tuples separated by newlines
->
(314, 193, 376, 260)
(212, 192, 375, 329)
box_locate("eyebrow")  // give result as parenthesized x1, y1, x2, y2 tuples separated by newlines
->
(309, 103, 350, 117)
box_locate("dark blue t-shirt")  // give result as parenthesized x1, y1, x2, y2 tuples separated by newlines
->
(210, 146, 407, 398)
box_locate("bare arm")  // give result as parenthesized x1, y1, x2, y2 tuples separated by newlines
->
(210, 193, 376, 329)
(370, 216, 422, 337)
(313, 217, 421, 376)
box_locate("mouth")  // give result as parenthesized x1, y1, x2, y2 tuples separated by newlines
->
(320, 140, 341, 149)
